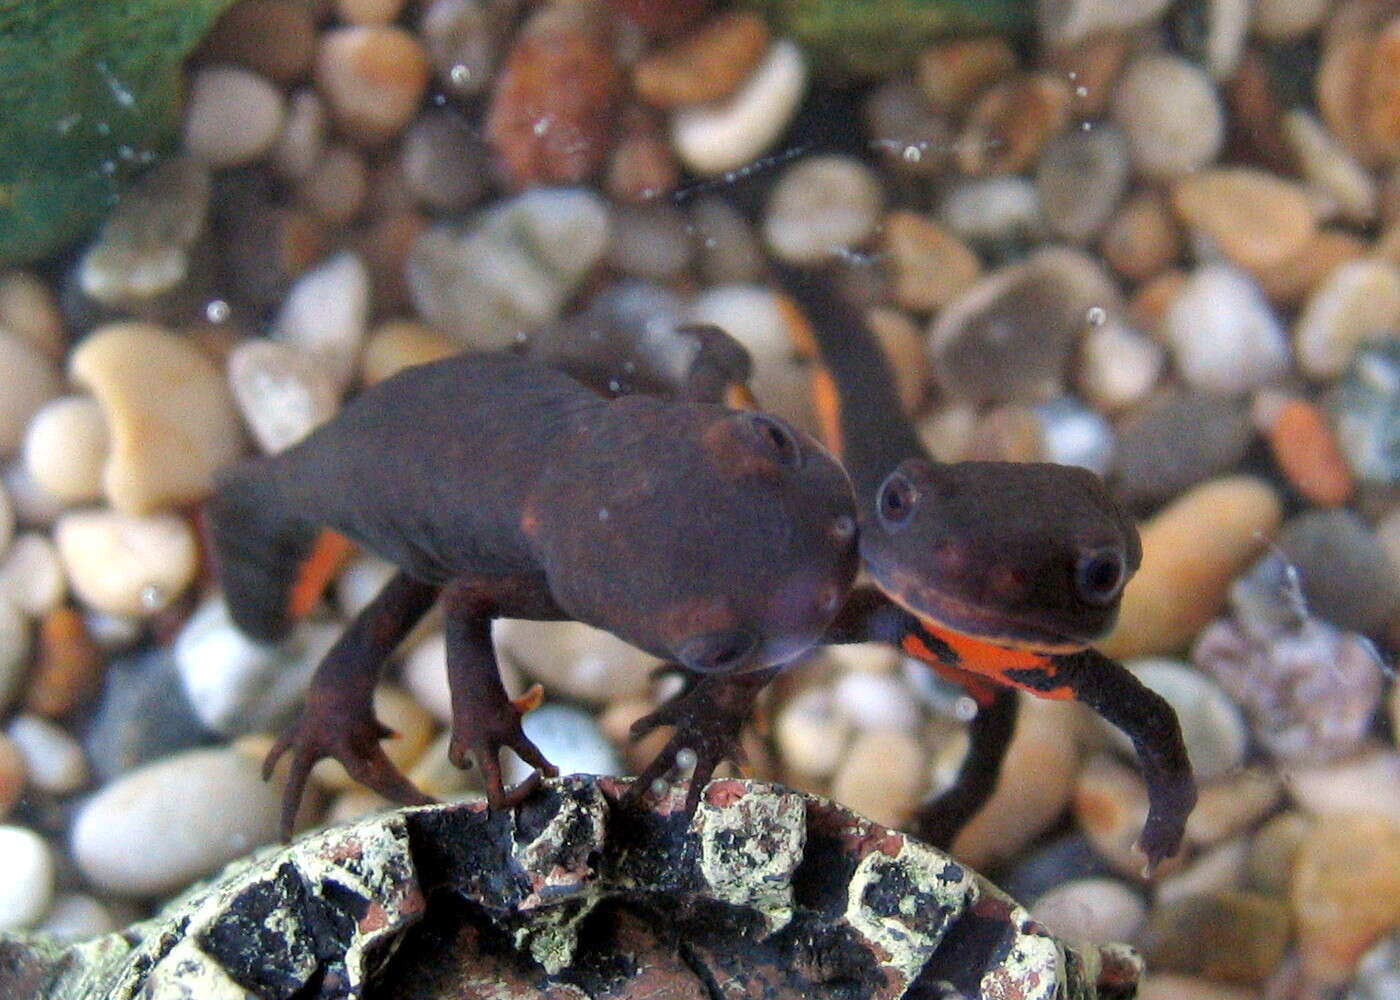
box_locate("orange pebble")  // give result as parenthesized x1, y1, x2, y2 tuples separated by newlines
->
(1267, 398, 1354, 507)
(24, 607, 103, 719)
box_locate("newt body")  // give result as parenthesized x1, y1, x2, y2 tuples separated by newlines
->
(209, 351, 858, 836)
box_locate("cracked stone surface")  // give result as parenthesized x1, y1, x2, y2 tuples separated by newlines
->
(0, 777, 1142, 1000)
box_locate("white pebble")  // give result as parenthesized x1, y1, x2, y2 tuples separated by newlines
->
(71, 747, 285, 897)
(503, 703, 621, 785)
(0, 330, 61, 457)
(1204, 0, 1250, 79)
(228, 339, 340, 454)
(1164, 264, 1289, 394)
(0, 598, 27, 716)
(1283, 110, 1377, 224)
(1031, 877, 1146, 943)
(672, 39, 807, 176)
(1155, 835, 1250, 907)
(1282, 746, 1400, 825)
(1035, 397, 1115, 476)
(271, 88, 327, 181)
(1077, 320, 1163, 413)
(832, 671, 921, 733)
(183, 66, 287, 168)
(273, 251, 370, 391)
(4, 460, 68, 529)
(0, 826, 55, 930)
(937, 177, 1044, 246)
(1295, 260, 1400, 379)
(0, 533, 65, 617)
(55, 509, 197, 618)
(36, 892, 118, 941)
(7, 714, 88, 794)
(1112, 54, 1223, 180)
(493, 619, 654, 705)
(763, 155, 884, 265)
(21, 396, 108, 505)
(401, 629, 454, 724)
(775, 686, 851, 779)
(1038, 0, 1171, 45)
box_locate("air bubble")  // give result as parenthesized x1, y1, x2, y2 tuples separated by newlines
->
(675, 747, 698, 772)
(1086, 306, 1107, 326)
(205, 299, 230, 323)
(1075, 86, 1089, 99)
(449, 64, 472, 87)
(902, 145, 922, 164)
(139, 584, 165, 611)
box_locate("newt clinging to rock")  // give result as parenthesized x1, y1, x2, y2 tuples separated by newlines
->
(208, 347, 859, 839)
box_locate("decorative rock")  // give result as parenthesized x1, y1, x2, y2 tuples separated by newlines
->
(1295, 259, 1400, 378)
(0, 270, 64, 358)
(21, 395, 107, 505)
(493, 618, 657, 705)
(1076, 320, 1164, 414)
(0, 532, 65, 618)
(361, 320, 459, 384)
(915, 37, 1017, 111)
(689, 196, 765, 286)
(7, 714, 88, 794)
(0, 331, 60, 457)
(1038, 0, 1171, 45)
(272, 251, 370, 391)
(1144, 890, 1290, 983)
(1263, 396, 1354, 507)
(36, 892, 119, 941)
(199, 0, 317, 83)
(1275, 510, 1400, 635)
(1292, 813, 1400, 986)
(407, 188, 610, 350)
(1101, 477, 1281, 660)
(937, 176, 1045, 247)
(1164, 264, 1289, 394)
(775, 686, 852, 780)
(1335, 343, 1400, 486)
(928, 247, 1120, 404)
(0, 826, 54, 930)
(1102, 660, 1246, 782)
(69, 322, 243, 514)
(315, 26, 430, 146)
(54, 509, 197, 618)
(24, 606, 103, 719)
(672, 39, 807, 176)
(1112, 54, 1224, 180)
(71, 746, 288, 897)
(1036, 125, 1131, 243)
(1186, 768, 1283, 847)
(1110, 391, 1254, 510)
(401, 110, 486, 214)
(763, 155, 883, 264)
(1285, 109, 1378, 223)
(633, 11, 769, 109)
(957, 72, 1072, 177)
(1101, 190, 1181, 282)
(1170, 168, 1317, 274)
(174, 595, 343, 738)
(829, 728, 925, 829)
(0, 599, 27, 716)
(227, 339, 339, 454)
(504, 703, 622, 787)
(183, 66, 285, 168)
(879, 211, 981, 313)
(1031, 877, 1146, 944)
(605, 203, 694, 280)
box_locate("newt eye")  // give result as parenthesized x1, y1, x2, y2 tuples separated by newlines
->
(742, 413, 802, 468)
(1076, 549, 1126, 605)
(678, 630, 758, 673)
(877, 471, 917, 530)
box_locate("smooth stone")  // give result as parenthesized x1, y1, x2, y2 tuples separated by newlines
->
(272, 251, 370, 391)
(420, 0, 506, 99)
(1034, 397, 1115, 476)
(672, 39, 807, 176)
(1110, 391, 1254, 510)
(361, 321, 460, 385)
(336, 0, 405, 24)
(1030, 877, 1146, 945)
(1254, 0, 1330, 38)
(1038, 0, 1170, 45)
(503, 703, 621, 786)
(1344, 933, 1400, 1000)
(36, 892, 118, 941)
(71, 746, 286, 897)
(408, 731, 477, 799)
(1111, 54, 1223, 180)
(227, 339, 340, 454)
(1284, 109, 1378, 223)
(25, 606, 104, 719)
(928, 247, 1120, 405)
(1102, 477, 1281, 659)
(1155, 836, 1250, 908)
(0, 532, 66, 618)
(879, 211, 981, 314)
(689, 196, 765, 286)
(1144, 890, 1290, 983)
(957, 72, 1071, 177)
(937, 176, 1045, 247)
(775, 686, 852, 780)
(0, 734, 21, 820)
(831, 670, 921, 733)
(271, 88, 326, 181)
(334, 552, 399, 619)
(1036, 125, 1130, 243)
(82, 648, 215, 783)
(1101, 190, 1182, 282)
(7, 713, 87, 794)
(199, 0, 317, 83)
(295, 142, 368, 224)
(183, 66, 285, 168)
(1262, 395, 1355, 508)
(1334, 343, 1400, 487)
(0, 331, 61, 457)
(0, 826, 55, 930)
(1076, 320, 1164, 414)
(69, 322, 243, 515)
(1072, 754, 1155, 878)
(399, 629, 453, 725)
(0, 480, 10, 558)
(999, 835, 1114, 903)
(1295, 259, 1400, 379)
(406, 188, 610, 350)
(1164, 265, 1289, 394)
(633, 11, 769, 109)
(1282, 747, 1400, 827)
(1257, 229, 1369, 307)
(1138, 976, 1261, 1000)
(1186, 768, 1283, 847)
(1103, 660, 1246, 782)
(1247, 811, 1313, 897)
(0, 598, 27, 716)
(174, 594, 342, 737)
(606, 203, 694, 281)
(862, 79, 953, 178)
(401, 110, 486, 213)
(763, 155, 883, 265)
(1170, 168, 1317, 274)
(1292, 813, 1400, 986)
(315, 26, 431, 146)
(830, 728, 925, 830)
(0, 270, 64, 358)
(916, 37, 1017, 112)
(312, 684, 436, 791)
(493, 618, 657, 705)
(1275, 510, 1400, 635)
(55, 509, 196, 618)
(21, 395, 108, 505)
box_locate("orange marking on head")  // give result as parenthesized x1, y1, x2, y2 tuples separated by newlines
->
(777, 294, 844, 457)
(288, 530, 354, 620)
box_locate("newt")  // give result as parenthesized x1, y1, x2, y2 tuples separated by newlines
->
(207, 346, 859, 839)
(630, 265, 1196, 871)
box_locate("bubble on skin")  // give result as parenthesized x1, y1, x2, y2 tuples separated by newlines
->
(954, 695, 979, 722)
(597, 507, 610, 522)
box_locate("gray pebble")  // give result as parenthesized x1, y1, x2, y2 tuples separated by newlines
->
(862, 79, 953, 177)
(401, 109, 487, 213)
(420, 0, 509, 98)
(1344, 933, 1400, 1000)
(1275, 510, 1400, 635)
(937, 176, 1044, 248)
(1110, 390, 1254, 510)
(689, 197, 764, 286)
(7, 714, 88, 795)
(1334, 342, 1400, 486)
(0, 597, 27, 716)
(1111, 54, 1223, 180)
(607, 203, 694, 281)
(1031, 877, 1146, 945)
(1035, 126, 1130, 243)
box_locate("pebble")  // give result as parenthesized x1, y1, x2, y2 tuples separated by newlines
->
(862, 79, 953, 178)
(295, 143, 368, 225)
(1030, 877, 1146, 944)
(3, 465, 63, 532)
(831, 671, 921, 733)
(915, 37, 1017, 112)
(1144, 890, 1290, 984)
(399, 628, 520, 728)
(0, 270, 64, 358)
(1110, 391, 1254, 510)
(1072, 753, 1155, 878)
(407, 188, 610, 350)
(0, 330, 61, 457)
(361, 321, 459, 385)
(1335, 343, 1400, 486)
(36, 892, 119, 941)
(689, 197, 765, 286)
(1283, 747, 1400, 827)
(1112, 54, 1224, 180)
(763, 155, 883, 265)
(1170, 168, 1318, 274)
(401, 110, 487, 214)
(503, 702, 622, 787)
(879, 211, 981, 313)
(0, 826, 54, 930)
(1346, 933, 1400, 1000)
(313, 684, 436, 791)
(1263, 396, 1354, 507)
(633, 11, 769, 109)
(7, 714, 88, 794)
(69, 322, 243, 515)
(1100, 190, 1181, 282)
(957, 73, 1072, 177)
(70, 746, 287, 897)
(999, 835, 1114, 903)
(937, 176, 1045, 248)
(606, 203, 694, 280)
(830, 729, 926, 830)
(1155, 836, 1250, 908)
(605, 115, 681, 203)
(25, 607, 102, 719)
(21, 395, 108, 505)
(775, 686, 852, 780)
(1163, 264, 1290, 394)
(227, 339, 340, 454)
(336, 0, 405, 23)
(0, 734, 20, 819)
(272, 251, 370, 392)
(1257, 229, 1368, 307)
(1137, 975, 1263, 1000)
(1284, 109, 1378, 224)
(1295, 259, 1400, 379)
(1247, 811, 1313, 897)
(409, 731, 476, 800)
(866, 308, 930, 416)
(1186, 768, 1284, 847)
(271, 89, 326, 183)
(334, 552, 399, 619)
(1365, 22, 1400, 161)
(182, 66, 285, 168)
(54, 509, 198, 618)
(315, 26, 431, 146)
(1291, 813, 1400, 987)
(1254, 0, 1331, 39)
(174, 595, 343, 737)
(493, 618, 657, 705)
(1036, 125, 1130, 243)
(199, 0, 316, 83)
(1034, 397, 1115, 475)
(927, 247, 1120, 405)
(0, 480, 10, 556)
(672, 38, 807, 176)
(1100, 477, 1281, 660)
(76, 158, 212, 307)
(420, 0, 505, 99)
(1275, 510, 1400, 635)
(0, 532, 65, 618)
(0, 599, 27, 716)
(1101, 660, 1246, 782)
(1038, 0, 1171, 45)
(1076, 320, 1164, 414)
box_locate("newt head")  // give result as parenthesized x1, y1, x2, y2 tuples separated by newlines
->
(862, 458, 1141, 651)
(530, 401, 860, 674)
